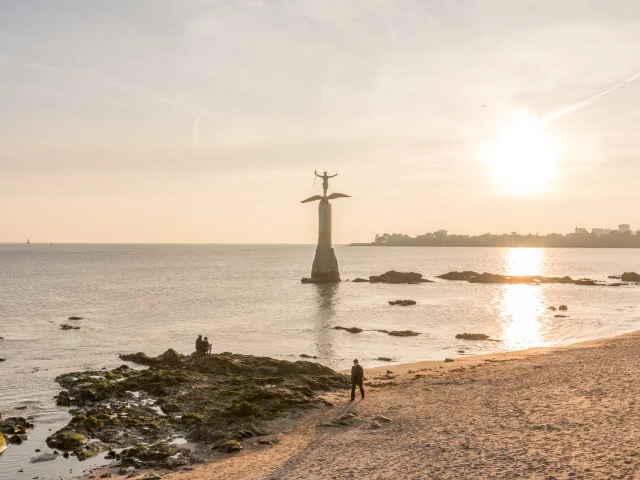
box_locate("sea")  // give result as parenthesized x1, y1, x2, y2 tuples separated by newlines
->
(2, 243, 640, 479)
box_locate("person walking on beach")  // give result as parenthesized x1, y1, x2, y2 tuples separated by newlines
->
(350, 359, 365, 401)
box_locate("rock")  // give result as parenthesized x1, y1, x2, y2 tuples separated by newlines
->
(376, 357, 393, 362)
(369, 271, 433, 284)
(388, 300, 417, 306)
(56, 391, 72, 406)
(46, 431, 88, 450)
(333, 326, 363, 334)
(100, 474, 112, 478)
(547, 306, 557, 311)
(455, 333, 491, 341)
(218, 439, 243, 453)
(608, 275, 622, 279)
(0, 358, 5, 362)
(558, 305, 568, 311)
(609, 282, 628, 287)
(388, 330, 420, 337)
(30, 453, 57, 463)
(554, 315, 568, 318)
(8, 435, 23, 444)
(0, 433, 6, 454)
(105, 450, 117, 459)
(352, 278, 369, 283)
(1, 416, 34, 435)
(369, 421, 382, 429)
(444, 358, 455, 363)
(299, 354, 317, 359)
(621, 272, 640, 282)
(458, 350, 465, 353)
(373, 415, 392, 423)
(68, 316, 84, 320)
(60, 324, 80, 330)
(437, 271, 480, 281)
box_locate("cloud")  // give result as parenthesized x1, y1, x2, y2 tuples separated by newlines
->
(192, 115, 200, 146)
(541, 71, 640, 124)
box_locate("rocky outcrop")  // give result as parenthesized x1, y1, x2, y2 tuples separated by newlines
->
(333, 326, 363, 334)
(558, 305, 568, 311)
(369, 271, 433, 284)
(376, 357, 393, 362)
(388, 300, 417, 306)
(68, 316, 84, 320)
(437, 271, 479, 281)
(60, 324, 80, 330)
(621, 272, 640, 282)
(49, 348, 350, 462)
(455, 333, 490, 341)
(387, 330, 420, 337)
(352, 277, 369, 283)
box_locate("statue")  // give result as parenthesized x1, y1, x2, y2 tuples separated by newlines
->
(301, 171, 350, 283)
(315, 170, 337, 196)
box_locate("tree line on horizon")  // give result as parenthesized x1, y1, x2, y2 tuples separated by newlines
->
(365, 230, 640, 248)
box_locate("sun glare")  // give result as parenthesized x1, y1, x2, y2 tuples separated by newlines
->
(484, 112, 561, 194)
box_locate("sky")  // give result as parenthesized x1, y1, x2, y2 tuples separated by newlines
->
(1, 0, 639, 243)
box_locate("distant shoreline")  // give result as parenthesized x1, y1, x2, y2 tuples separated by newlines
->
(349, 243, 640, 248)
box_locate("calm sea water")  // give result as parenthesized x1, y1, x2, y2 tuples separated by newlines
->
(2, 244, 640, 478)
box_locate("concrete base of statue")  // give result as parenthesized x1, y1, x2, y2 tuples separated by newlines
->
(301, 247, 341, 283)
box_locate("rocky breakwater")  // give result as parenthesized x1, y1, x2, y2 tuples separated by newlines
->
(438, 271, 623, 286)
(47, 349, 350, 469)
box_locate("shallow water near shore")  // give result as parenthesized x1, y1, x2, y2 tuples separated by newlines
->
(2, 244, 640, 479)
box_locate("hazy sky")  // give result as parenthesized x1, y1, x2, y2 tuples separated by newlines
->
(1, 0, 639, 243)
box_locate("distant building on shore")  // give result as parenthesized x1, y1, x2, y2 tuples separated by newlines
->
(619, 224, 631, 234)
(574, 227, 587, 234)
(592, 228, 613, 237)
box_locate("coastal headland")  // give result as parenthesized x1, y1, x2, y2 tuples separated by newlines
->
(78, 330, 640, 479)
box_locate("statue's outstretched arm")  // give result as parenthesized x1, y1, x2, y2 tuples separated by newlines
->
(315, 172, 323, 178)
(330, 173, 338, 178)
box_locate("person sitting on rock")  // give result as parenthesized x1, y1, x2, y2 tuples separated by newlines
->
(203, 336, 212, 355)
(350, 359, 365, 402)
(195, 334, 204, 353)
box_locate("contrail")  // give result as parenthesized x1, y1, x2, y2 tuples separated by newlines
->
(541, 72, 640, 124)
(192, 116, 201, 146)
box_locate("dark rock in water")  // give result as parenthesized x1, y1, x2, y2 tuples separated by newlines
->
(49, 348, 349, 460)
(1, 417, 34, 435)
(388, 300, 417, 306)
(376, 357, 393, 362)
(608, 275, 622, 279)
(444, 358, 455, 363)
(352, 278, 369, 283)
(455, 333, 490, 341)
(333, 326, 363, 334)
(121, 442, 190, 469)
(376, 329, 390, 334)
(369, 271, 433, 284)
(0, 358, 5, 362)
(46, 431, 88, 450)
(554, 314, 568, 318)
(105, 450, 117, 459)
(218, 439, 243, 453)
(60, 324, 80, 330)
(547, 306, 557, 311)
(8, 434, 24, 444)
(56, 391, 72, 407)
(609, 282, 628, 287)
(437, 271, 480, 281)
(558, 305, 568, 311)
(388, 330, 420, 337)
(68, 316, 84, 320)
(299, 354, 317, 359)
(621, 272, 640, 282)
(573, 279, 599, 286)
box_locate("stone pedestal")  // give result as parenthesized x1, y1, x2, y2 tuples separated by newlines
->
(302, 200, 341, 283)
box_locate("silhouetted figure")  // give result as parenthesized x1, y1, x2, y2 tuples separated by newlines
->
(203, 336, 212, 355)
(195, 335, 204, 353)
(315, 170, 337, 196)
(350, 359, 364, 401)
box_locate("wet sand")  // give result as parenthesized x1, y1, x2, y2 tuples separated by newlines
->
(81, 332, 640, 479)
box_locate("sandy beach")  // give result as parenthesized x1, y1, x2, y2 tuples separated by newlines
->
(78, 331, 640, 480)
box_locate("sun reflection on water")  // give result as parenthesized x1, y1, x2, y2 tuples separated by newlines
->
(496, 249, 550, 348)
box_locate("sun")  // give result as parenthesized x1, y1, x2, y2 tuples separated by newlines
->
(483, 111, 561, 194)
